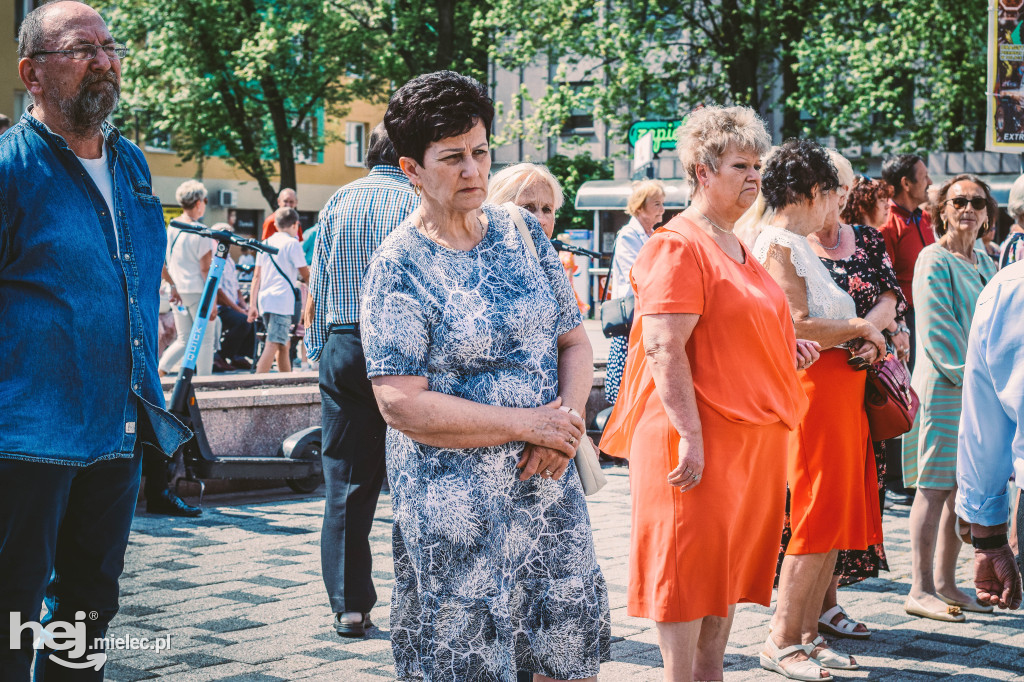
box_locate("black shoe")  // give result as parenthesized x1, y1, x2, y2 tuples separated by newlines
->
(335, 611, 372, 637)
(148, 490, 202, 517)
(228, 356, 252, 370)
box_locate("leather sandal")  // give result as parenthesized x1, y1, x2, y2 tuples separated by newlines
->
(817, 604, 870, 640)
(760, 635, 833, 681)
(809, 635, 859, 670)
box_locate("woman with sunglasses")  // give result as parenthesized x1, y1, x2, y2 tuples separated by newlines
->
(902, 174, 998, 622)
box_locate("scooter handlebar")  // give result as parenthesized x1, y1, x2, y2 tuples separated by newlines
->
(169, 220, 279, 254)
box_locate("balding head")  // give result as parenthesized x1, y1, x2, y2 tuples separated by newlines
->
(278, 188, 297, 208)
(19, 1, 100, 59)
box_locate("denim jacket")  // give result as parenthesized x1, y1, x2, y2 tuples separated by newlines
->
(0, 111, 190, 466)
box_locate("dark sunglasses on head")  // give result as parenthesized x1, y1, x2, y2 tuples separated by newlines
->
(947, 196, 987, 211)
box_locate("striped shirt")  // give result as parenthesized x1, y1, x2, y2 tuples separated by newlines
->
(305, 165, 419, 361)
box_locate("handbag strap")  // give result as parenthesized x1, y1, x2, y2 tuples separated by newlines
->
(505, 202, 540, 263)
(601, 238, 618, 302)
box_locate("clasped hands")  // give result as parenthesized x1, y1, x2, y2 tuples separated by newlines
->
(516, 397, 585, 482)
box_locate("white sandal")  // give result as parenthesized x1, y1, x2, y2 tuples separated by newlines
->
(760, 635, 833, 681)
(817, 604, 870, 640)
(809, 635, 859, 670)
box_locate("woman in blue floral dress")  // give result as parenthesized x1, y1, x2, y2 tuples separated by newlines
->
(360, 71, 611, 682)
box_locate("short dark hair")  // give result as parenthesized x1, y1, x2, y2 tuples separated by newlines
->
(384, 70, 494, 165)
(881, 154, 924, 192)
(365, 122, 398, 169)
(274, 207, 299, 229)
(761, 139, 839, 211)
(928, 174, 997, 239)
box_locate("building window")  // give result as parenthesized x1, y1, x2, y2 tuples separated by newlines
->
(345, 122, 366, 167)
(295, 115, 321, 165)
(13, 92, 30, 120)
(15, 0, 42, 38)
(562, 82, 595, 136)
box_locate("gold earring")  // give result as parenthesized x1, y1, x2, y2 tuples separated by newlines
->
(413, 185, 421, 197)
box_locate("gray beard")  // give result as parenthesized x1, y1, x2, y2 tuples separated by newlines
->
(57, 78, 120, 137)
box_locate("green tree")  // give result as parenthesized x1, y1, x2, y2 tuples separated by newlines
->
(789, 0, 988, 153)
(480, 0, 810, 149)
(103, 0, 489, 210)
(546, 152, 614, 235)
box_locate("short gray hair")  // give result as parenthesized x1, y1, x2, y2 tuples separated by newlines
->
(487, 163, 564, 210)
(175, 180, 207, 209)
(18, 1, 89, 59)
(676, 105, 772, 191)
(274, 207, 299, 228)
(1009, 174, 1024, 223)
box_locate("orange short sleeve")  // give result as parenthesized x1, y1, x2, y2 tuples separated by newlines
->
(631, 231, 704, 316)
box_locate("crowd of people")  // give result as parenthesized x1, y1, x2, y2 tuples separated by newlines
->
(1, 2, 1023, 681)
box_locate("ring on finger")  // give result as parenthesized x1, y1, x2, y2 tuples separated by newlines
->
(543, 468, 554, 477)
(568, 436, 577, 446)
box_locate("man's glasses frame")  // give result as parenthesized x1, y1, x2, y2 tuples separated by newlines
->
(30, 43, 129, 62)
(946, 196, 987, 212)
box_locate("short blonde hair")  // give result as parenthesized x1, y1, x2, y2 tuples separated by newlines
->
(487, 163, 564, 210)
(626, 180, 666, 217)
(676, 105, 771, 191)
(175, 180, 207, 210)
(826, 149, 856, 190)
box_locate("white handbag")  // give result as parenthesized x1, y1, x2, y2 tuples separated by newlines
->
(505, 203, 607, 496)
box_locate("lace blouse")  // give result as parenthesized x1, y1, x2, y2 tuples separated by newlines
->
(753, 225, 857, 321)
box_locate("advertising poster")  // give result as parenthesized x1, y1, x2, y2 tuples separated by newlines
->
(989, 0, 1024, 150)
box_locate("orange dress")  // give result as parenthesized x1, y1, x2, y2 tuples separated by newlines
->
(601, 216, 808, 622)
(786, 349, 882, 555)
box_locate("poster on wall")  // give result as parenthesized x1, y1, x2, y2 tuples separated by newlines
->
(988, 0, 1024, 150)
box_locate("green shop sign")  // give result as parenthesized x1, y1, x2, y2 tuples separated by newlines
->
(628, 120, 684, 153)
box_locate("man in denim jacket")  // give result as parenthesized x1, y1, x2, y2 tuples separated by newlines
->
(0, 2, 189, 677)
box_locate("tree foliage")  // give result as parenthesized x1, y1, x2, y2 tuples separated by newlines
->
(789, 0, 988, 153)
(103, 0, 489, 210)
(547, 152, 614, 235)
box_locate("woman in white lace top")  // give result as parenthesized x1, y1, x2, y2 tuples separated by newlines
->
(754, 140, 887, 681)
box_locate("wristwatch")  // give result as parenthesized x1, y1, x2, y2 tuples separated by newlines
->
(972, 533, 1009, 550)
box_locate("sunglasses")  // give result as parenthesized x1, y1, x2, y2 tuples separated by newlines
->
(946, 196, 987, 211)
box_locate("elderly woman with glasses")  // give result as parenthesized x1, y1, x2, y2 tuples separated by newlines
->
(360, 71, 610, 682)
(902, 174, 999, 623)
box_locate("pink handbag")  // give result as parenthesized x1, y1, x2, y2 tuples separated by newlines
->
(864, 353, 920, 441)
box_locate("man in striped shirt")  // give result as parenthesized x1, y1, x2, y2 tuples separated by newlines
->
(306, 123, 419, 637)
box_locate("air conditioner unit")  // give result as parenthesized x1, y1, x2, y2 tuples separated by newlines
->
(218, 189, 237, 208)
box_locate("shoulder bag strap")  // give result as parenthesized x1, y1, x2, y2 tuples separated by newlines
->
(505, 202, 539, 262)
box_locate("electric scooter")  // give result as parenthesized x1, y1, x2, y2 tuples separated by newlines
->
(166, 220, 324, 501)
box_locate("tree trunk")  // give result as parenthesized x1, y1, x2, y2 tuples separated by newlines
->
(434, 0, 455, 70)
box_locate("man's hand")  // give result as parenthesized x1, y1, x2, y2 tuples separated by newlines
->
(975, 545, 1023, 609)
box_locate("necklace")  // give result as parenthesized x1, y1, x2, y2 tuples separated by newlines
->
(417, 213, 487, 248)
(697, 210, 733, 235)
(814, 227, 843, 251)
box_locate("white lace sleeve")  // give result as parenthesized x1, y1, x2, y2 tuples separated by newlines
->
(753, 226, 858, 321)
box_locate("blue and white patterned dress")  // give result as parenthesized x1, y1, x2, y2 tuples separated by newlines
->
(360, 204, 611, 682)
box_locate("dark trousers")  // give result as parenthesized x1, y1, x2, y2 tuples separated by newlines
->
(319, 331, 387, 614)
(0, 450, 142, 681)
(217, 305, 254, 360)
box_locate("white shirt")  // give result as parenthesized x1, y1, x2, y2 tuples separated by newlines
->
(955, 261, 1024, 527)
(256, 231, 306, 316)
(219, 255, 240, 304)
(611, 217, 650, 300)
(77, 145, 119, 252)
(165, 223, 215, 294)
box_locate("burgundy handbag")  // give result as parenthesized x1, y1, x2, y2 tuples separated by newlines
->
(864, 353, 920, 440)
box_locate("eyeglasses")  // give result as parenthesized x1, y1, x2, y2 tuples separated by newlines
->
(30, 43, 129, 61)
(946, 196, 987, 211)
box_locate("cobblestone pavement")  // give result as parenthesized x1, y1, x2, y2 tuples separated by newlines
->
(105, 469, 1024, 681)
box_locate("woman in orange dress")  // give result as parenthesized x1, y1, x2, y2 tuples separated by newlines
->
(753, 140, 886, 680)
(601, 106, 813, 682)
